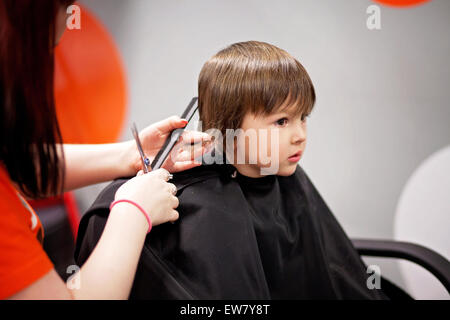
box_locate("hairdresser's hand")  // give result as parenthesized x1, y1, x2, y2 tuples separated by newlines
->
(126, 116, 211, 174)
(114, 168, 179, 226)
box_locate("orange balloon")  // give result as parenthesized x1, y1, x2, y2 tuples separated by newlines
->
(54, 5, 127, 144)
(373, 0, 430, 7)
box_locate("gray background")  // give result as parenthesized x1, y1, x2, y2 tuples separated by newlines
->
(76, 0, 450, 298)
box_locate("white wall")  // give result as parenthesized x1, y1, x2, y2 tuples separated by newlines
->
(77, 0, 450, 298)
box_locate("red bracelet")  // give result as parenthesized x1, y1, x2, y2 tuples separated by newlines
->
(109, 199, 152, 233)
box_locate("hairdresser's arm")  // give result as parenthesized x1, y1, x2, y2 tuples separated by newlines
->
(10, 169, 179, 300)
(62, 116, 209, 192)
(10, 203, 149, 300)
(62, 141, 138, 191)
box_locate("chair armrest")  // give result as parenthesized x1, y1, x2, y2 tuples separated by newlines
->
(351, 238, 450, 294)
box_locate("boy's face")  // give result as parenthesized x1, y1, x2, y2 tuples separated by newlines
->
(232, 102, 307, 177)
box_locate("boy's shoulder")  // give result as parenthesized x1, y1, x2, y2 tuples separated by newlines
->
(86, 164, 232, 211)
(77, 164, 238, 230)
(74, 164, 234, 262)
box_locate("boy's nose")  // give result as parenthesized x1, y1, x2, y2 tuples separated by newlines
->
(291, 123, 306, 145)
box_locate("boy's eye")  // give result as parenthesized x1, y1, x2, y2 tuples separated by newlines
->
(275, 118, 288, 127)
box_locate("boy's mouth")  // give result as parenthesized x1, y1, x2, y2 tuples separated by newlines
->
(288, 151, 302, 162)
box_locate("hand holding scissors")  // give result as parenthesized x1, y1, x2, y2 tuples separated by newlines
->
(129, 98, 211, 176)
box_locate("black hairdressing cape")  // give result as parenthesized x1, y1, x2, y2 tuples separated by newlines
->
(74, 163, 387, 300)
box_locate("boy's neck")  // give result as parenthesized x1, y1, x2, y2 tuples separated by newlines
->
(225, 149, 267, 178)
(232, 163, 265, 178)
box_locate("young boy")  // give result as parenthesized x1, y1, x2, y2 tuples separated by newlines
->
(75, 41, 387, 299)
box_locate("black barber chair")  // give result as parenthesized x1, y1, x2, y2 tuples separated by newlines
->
(352, 239, 450, 299)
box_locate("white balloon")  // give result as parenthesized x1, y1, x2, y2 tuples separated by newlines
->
(394, 145, 450, 300)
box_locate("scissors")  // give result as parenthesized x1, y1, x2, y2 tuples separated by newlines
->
(131, 123, 151, 174)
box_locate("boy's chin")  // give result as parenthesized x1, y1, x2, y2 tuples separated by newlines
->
(256, 163, 298, 177)
(276, 165, 298, 177)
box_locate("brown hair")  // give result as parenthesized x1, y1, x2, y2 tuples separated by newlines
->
(0, 0, 73, 198)
(198, 41, 316, 136)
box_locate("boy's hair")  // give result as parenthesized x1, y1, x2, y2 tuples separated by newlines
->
(198, 41, 316, 135)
